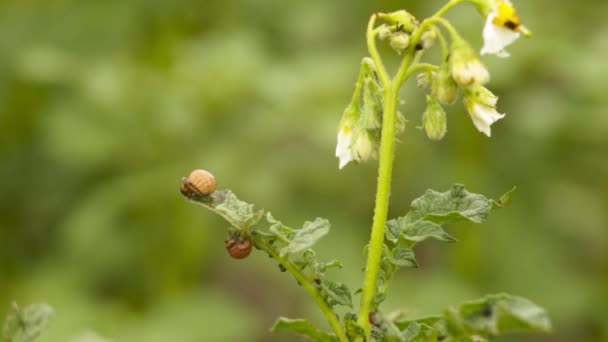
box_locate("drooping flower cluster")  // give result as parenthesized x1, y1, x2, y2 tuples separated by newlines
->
(336, 1, 529, 167)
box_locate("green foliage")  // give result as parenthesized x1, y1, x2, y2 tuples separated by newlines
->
(377, 184, 514, 307)
(279, 218, 330, 257)
(443, 293, 552, 337)
(2, 303, 54, 342)
(406, 184, 499, 224)
(321, 280, 353, 308)
(270, 317, 338, 342)
(367, 293, 550, 341)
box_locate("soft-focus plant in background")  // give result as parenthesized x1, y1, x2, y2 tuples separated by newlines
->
(4, 0, 608, 341)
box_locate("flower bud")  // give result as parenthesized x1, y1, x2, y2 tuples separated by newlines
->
(352, 130, 379, 162)
(421, 28, 437, 50)
(449, 39, 490, 86)
(389, 31, 410, 54)
(377, 10, 417, 33)
(422, 95, 447, 141)
(361, 78, 382, 130)
(433, 61, 459, 105)
(377, 24, 392, 40)
(416, 71, 433, 89)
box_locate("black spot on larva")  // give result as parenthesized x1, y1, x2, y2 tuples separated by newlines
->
(415, 43, 423, 51)
(278, 264, 287, 272)
(314, 278, 321, 285)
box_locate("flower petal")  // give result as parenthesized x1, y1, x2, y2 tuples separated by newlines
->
(336, 129, 354, 169)
(481, 5, 521, 57)
(466, 102, 505, 137)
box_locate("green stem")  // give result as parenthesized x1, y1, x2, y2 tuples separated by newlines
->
(366, 14, 390, 86)
(433, 0, 465, 18)
(404, 63, 438, 80)
(357, 82, 399, 337)
(251, 234, 349, 342)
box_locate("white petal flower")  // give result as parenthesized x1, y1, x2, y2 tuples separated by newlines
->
(481, 1, 523, 57)
(336, 127, 354, 169)
(450, 40, 490, 86)
(465, 99, 505, 137)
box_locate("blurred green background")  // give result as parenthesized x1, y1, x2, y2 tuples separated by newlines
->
(1, 0, 606, 341)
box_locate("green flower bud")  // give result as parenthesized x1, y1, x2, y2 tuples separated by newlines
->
(389, 31, 410, 54)
(417, 71, 433, 89)
(422, 95, 447, 141)
(361, 78, 382, 130)
(377, 24, 392, 40)
(377, 10, 417, 33)
(352, 130, 378, 162)
(421, 28, 437, 50)
(434, 61, 459, 105)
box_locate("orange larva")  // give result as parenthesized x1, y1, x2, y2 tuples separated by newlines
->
(181, 169, 217, 197)
(225, 236, 252, 259)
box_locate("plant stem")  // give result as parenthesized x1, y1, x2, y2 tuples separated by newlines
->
(357, 82, 399, 336)
(251, 234, 349, 342)
(366, 14, 390, 86)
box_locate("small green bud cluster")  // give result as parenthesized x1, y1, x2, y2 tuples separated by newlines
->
(376, 10, 419, 54)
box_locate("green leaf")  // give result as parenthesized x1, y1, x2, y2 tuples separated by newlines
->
(394, 315, 444, 331)
(344, 312, 365, 340)
(401, 322, 441, 342)
(279, 218, 330, 257)
(408, 184, 494, 224)
(3, 303, 54, 342)
(492, 186, 516, 209)
(270, 317, 338, 342)
(386, 218, 402, 243)
(399, 218, 457, 243)
(191, 190, 264, 229)
(388, 246, 418, 268)
(266, 212, 293, 241)
(321, 280, 353, 308)
(446, 293, 552, 337)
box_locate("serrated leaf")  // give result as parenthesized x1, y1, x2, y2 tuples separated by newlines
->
(373, 292, 387, 305)
(371, 311, 407, 342)
(270, 317, 338, 342)
(3, 303, 54, 342)
(401, 322, 441, 342)
(394, 315, 444, 331)
(389, 246, 418, 268)
(408, 184, 494, 224)
(401, 322, 421, 341)
(386, 219, 403, 243)
(279, 218, 330, 257)
(194, 190, 263, 228)
(321, 280, 353, 308)
(266, 212, 294, 241)
(401, 219, 456, 243)
(447, 293, 552, 337)
(343, 312, 365, 340)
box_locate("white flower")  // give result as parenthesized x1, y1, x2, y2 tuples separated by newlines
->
(481, 1, 523, 57)
(464, 85, 505, 137)
(450, 40, 490, 86)
(336, 126, 354, 169)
